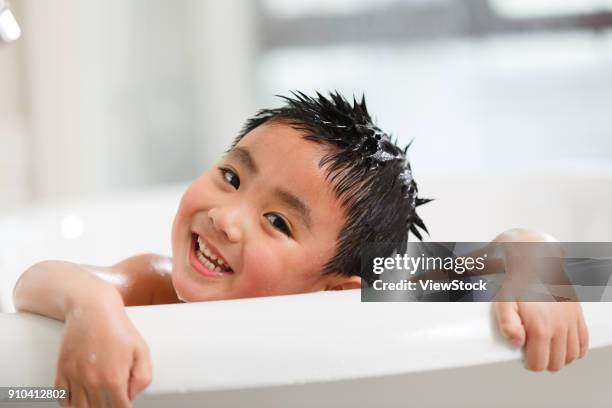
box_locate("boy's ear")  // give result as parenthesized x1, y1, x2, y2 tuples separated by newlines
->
(326, 275, 362, 291)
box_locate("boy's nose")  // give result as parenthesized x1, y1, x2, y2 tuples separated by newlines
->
(207, 207, 243, 243)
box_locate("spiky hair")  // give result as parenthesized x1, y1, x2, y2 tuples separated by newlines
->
(230, 91, 431, 285)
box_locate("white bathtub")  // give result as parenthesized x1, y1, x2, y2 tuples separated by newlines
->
(1, 166, 612, 407)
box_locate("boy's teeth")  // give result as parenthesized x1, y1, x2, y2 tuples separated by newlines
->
(197, 237, 206, 253)
(198, 236, 218, 260)
(197, 251, 216, 271)
(195, 234, 232, 273)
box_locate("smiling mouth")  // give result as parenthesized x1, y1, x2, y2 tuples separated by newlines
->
(192, 233, 234, 274)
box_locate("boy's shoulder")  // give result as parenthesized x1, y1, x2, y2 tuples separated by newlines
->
(111, 253, 179, 305)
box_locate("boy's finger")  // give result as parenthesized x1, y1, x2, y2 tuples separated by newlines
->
(71, 383, 91, 408)
(546, 329, 567, 372)
(128, 348, 153, 401)
(109, 387, 132, 408)
(101, 390, 115, 408)
(89, 388, 109, 408)
(494, 301, 525, 347)
(54, 375, 71, 407)
(524, 327, 551, 371)
(566, 325, 580, 364)
(578, 316, 589, 358)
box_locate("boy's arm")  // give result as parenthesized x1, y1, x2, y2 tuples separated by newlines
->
(478, 229, 589, 372)
(91, 254, 180, 306)
(407, 228, 589, 372)
(12, 254, 177, 407)
(13, 253, 179, 316)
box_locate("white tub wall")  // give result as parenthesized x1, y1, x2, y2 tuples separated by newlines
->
(135, 348, 612, 408)
(4, 350, 612, 408)
(2, 291, 612, 408)
(417, 165, 612, 242)
(0, 185, 181, 312)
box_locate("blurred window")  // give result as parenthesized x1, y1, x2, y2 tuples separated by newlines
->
(255, 0, 612, 171)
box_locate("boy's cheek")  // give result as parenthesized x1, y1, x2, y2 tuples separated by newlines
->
(179, 171, 217, 212)
(240, 245, 289, 296)
(172, 177, 214, 238)
(172, 192, 194, 239)
(179, 183, 206, 214)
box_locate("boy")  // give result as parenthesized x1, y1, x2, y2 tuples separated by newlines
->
(13, 91, 588, 408)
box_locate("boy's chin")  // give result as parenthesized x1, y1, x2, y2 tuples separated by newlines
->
(172, 270, 229, 302)
(173, 280, 204, 303)
(171, 270, 201, 303)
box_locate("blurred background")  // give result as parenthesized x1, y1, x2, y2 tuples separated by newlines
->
(1, 0, 612, 214)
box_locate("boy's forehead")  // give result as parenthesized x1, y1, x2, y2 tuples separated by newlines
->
(235, 122, 326, 172)
(238, 121, 315, 152)
(231, 122, 343, 213)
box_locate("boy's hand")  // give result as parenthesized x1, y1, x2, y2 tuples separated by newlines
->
(488, 228, 589, 372)
(494, 300, 589, 372)
(55, 291, 152, 408)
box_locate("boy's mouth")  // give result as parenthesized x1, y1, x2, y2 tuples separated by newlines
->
(191, 233, 234, 275)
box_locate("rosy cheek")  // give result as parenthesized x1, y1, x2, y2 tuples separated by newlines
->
(173, 177, 211, 233)
(181, 182, 206, 213)
(240, 244, 286, 296)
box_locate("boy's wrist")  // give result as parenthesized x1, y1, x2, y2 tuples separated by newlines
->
(64, 278, 125, 318)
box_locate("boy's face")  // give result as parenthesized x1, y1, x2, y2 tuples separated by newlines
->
(171, 121, 360, 302)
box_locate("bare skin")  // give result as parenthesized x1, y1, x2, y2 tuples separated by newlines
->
(98, 254, 180, 306)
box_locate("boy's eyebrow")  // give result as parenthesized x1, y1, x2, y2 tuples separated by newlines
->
(274, 188, 312, 229)
(228, 147, 258, 173)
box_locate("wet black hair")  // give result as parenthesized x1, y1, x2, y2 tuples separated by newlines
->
(230, 91, 431, 285)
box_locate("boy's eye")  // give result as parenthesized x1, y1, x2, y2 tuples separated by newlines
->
(264, 213, 292, 237)
(220, 168, 240, 189)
